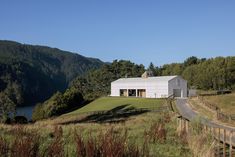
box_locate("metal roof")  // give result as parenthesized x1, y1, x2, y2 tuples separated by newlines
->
(112, 76, 178, 84)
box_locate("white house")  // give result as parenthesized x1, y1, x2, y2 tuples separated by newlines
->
(111, 73, 187, 98)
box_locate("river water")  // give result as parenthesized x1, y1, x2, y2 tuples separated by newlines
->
(16, 105, 35, 120)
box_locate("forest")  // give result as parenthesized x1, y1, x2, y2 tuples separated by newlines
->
(151, 56, 235, 90)
(0, 40, 103, 107)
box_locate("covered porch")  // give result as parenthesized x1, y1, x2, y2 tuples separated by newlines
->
(120, 89, 146, 98)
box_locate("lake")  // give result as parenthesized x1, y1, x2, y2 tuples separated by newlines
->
(16, 105, 35, 120)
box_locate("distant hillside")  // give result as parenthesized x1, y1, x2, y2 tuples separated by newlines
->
(0, 40, 104, 106)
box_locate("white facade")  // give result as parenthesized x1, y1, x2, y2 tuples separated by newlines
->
(111, 76, 187, 98)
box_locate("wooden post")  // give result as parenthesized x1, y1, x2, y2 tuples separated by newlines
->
(180, 117, 182, 132)
(229, 130, 233, 157)
(177, 118, 180, 134)
(223, 129, 226, 157)
(186, 120, 189, 133)
(204, 125, 207, 133)
(184, 119, 186, 132)
(212, 127, 215, 138)
(218, 128, 221, 157)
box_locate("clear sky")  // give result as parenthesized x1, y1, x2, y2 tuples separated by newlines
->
(1, 0, 235, 66)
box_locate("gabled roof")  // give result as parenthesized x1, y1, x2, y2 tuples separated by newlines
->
(112, 75, 178, 84)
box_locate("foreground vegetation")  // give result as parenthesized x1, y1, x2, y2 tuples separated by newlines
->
(0, 112, 191, 157)
(1, 96, 220, 156)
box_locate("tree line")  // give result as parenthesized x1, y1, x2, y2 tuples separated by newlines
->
(149, 56, 235, 90)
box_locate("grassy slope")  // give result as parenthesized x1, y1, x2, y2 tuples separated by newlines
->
(189, 98, 215, 120)
(0, 97, 192, 156)
(66, 97, 165, 115)
(204, 93, 235, 114)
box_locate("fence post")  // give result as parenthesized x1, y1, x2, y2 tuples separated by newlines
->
(179, 117, 182, 133)
(223, 129, 226, 157)
(177, 117, 180, 134)
(186, 120, 189, 133)
(204, 125, 207, 133)
(218, 128, 221, 157)
(212, 127, 215, 138)
(229, 130, 233, 157)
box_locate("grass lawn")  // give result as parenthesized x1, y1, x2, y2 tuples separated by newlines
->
(66, 97, 165, 115)
(204, 93, 235, 115)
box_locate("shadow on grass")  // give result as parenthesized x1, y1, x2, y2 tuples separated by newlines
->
(60, 104, 149, 125)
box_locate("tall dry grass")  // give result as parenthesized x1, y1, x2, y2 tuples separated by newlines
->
(74, 127, 147, 157)
(10, 126, 40, 157)
(0, 136, 9, 157)
(187, 133, 216, 157)
(46, 126, 64, 157)
(178, 116, 217, 157)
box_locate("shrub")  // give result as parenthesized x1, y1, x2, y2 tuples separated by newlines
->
(32, 103, 45, 121)
(14, 116, 28, 124)
(32, 89, 84, 121)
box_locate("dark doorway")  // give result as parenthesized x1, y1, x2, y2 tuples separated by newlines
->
(128, 89, 136, 97)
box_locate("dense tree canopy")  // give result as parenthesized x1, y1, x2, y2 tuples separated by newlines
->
(32, 87, 84, 121)
(149, 56, 235, 90)
(0, 40, 103, 106)
(71, 60, 145, 101)
(0, 92, 16, 123)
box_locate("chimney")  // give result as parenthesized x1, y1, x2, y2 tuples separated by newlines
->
(141, 71, 153, 78)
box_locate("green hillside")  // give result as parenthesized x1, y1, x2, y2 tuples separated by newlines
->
(66, 97, 165, 115)
(203, 93, 235, 114)
(0, 40, 103, 106)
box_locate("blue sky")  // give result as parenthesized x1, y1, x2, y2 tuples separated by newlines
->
(1, 0, 235, 66)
